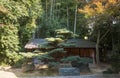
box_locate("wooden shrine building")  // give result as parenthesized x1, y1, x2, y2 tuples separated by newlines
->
(64, 39, 96, 58)
(25, 38, 96, 62)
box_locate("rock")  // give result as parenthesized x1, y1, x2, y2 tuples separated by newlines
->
(34, 64, 48, 70)
(22, 62, 35, 72)
(22, 58, 35, 72)
(0, 71, 17, 78)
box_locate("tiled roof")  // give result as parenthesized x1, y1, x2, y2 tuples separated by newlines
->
(25, 38, 96, 49)
(25, 39, 49, 49)
(66, 39, 96, 48)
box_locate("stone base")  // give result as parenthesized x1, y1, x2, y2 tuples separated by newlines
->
(59, 67, 80, 76)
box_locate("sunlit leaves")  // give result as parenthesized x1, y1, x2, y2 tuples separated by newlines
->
(0, 0, 43, 64)
(0, 6, 8, 14)
(0, 25, 19, 64)
(46, 37, 64, 43)
(78, 0, 119, 18)
(55, 28, 77, 39)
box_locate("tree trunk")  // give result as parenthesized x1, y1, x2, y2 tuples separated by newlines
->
(45, 0, 47, 20)
(57, 0, 60, 19)
(53, 0, 55, 20)
(74, 4, 77, 34)
(50, 0, 53, 20)
(96, 30, 100, 64)
(67, 5, 69, 29)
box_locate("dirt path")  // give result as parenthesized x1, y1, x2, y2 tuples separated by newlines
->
(0, 63, 110, 77)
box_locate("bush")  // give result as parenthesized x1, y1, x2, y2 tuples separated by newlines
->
(0, 52, 24, 66)
(13, 54, 25, 68)
(103, 68, 117, 74)
(61, 56, 92, 71)
(61, 56, 81, 63)
(0, 25, 19, 65)
(78, 57, 93, 64)
(61, 56, 92, 64)
(13, 52, 37, 68)
(48, 62, 60, 68)
(103, 46, 120, 74)
(109, 49, 120, 73)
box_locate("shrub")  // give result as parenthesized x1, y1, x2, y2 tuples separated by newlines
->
(48, 62, 60, 68)
(61, 56, 92, 63)
(13, 54, 25, 68)
(13, 52, 37, 68)
(109, 49, 120, 73)
(103, 46, 120, 74)
(61, 56, 92, 71)
(103, 68, 117, 74)
(0, 25, 19, 65)
(61, 56, 81, 63)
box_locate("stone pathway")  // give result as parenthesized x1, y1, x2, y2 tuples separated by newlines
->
(19, 74, 120, 78)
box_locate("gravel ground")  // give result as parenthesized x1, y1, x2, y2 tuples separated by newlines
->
(19, 74, 120, 78)
(0, 63, 116, 78)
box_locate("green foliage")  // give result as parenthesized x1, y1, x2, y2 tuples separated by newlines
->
(37, 29, 77, 64)
(0, 25, 19, 65)
(19, 18, 37, 46)
(61, 56, 92, 64)
(34, 48, 65, 63)
(36, 54, 54, 61)
(0, 0, 43, 65)
(109, 48, 120, 73)
(33, 49, 64, 64)
(20, 52, 38, 58)
(103, 46, 120, 74)
(0, 0, 43, 48)
(14, 52, 46, 68)
(48, 62, 60, 68)
(17, 0, 43, 47)
(36, 17, 63, 38)
(61, 56, 81, 63)
(55, 28, 78, 39)
(78, 57, 93, 64)
(61, 56, 92, 71)
(48, 48, 66, 54)
(13, 54, 25, 68)
(44, 29, 77, 48)
(37, 0, 89, 38)
(46, 37, 64, 44)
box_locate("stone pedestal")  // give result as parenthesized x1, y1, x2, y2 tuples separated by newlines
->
(59, 67, 80, 76)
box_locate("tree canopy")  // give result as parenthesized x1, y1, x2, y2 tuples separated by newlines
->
(79, 0, 120, 64)
(0, 0, 43, 65)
